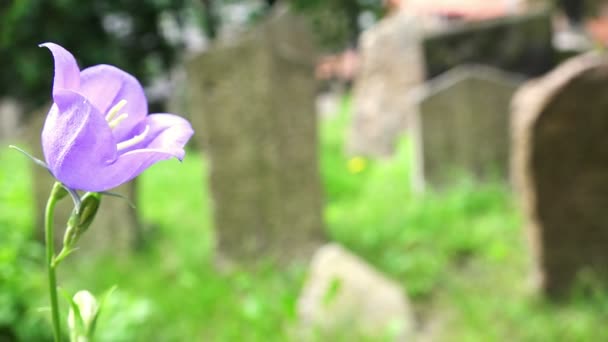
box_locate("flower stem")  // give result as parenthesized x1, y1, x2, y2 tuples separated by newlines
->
(46, 182, 65, 342)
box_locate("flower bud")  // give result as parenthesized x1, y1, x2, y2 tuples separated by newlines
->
(75, 192, 101, 233)
(68, 290, 99, 341)
(63, 192, 101, 248)
(55, 192, 101, 266)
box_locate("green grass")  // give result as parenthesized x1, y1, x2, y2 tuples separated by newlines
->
(59, 154, 306, 341)
(3, 95, 608, 340)
(0, 147, 48, 341)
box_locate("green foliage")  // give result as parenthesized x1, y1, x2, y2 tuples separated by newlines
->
(57, 154, 305, 341)
(290, 0, 384, 49)
(0, 0, 193, 111)
(320, 96, 521, 298)
(0, 148, 50, 340)
(319, 97, 608, 341)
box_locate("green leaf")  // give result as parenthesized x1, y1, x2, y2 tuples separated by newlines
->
(88, 285, 117, 338)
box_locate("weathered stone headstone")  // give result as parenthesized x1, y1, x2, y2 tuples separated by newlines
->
(423, 9, 555, 79)
(0, 98, 22, 143)
(411, 65, 521, 191)
(297, 244, 415, 340)
(348, 12, 424, 157)
(512, 53, 608, 297)
(186, 7, 325, 264)
(22, 107, 142, 257)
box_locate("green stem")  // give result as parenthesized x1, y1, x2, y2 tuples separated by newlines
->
(46, 182, 64, 342)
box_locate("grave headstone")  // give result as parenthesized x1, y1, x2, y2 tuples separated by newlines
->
(297, 243, 415, 340)
(0, 98, 22, 143)
(423, 9, 555, 79)
(348, 11, 424, 157)
(186, 7, 325, 264)
(512, 53, 608, 297)
(22, 107, 142, 257)
(411, 65, 521, 191)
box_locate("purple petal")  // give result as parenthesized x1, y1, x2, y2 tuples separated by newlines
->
(79, 114, 194, 191)
(52, 114, 193, 191)
(82, 149, 178, 191)
(119, 114, 194, 159)
(39, 43, 80, 95)
(42, 90, 117, 191)
(79, 64, 148, 142)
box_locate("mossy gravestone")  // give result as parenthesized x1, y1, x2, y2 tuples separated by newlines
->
(410, 66, 521, 191)
(297, 244, 415, 340)
(512, 53, 608, 297)
(23, 107, 142, 257)
(186, 7, 325, 264)
(0, 98, 22, 143)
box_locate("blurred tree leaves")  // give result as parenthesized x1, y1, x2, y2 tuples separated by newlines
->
(0, 0, 192, 111)
(290, 0, 384, 49)
(0, 0, 384, 112)
(201, 0, 385, 50)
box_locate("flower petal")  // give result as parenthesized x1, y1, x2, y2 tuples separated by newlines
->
(42, 90, 117, 191)
(77, 114, 193, 191)
(118, 113, 194, 159)
(40, 43, 81, 96)
(79, 64, 148, 142)
(78, 149, 177, 192)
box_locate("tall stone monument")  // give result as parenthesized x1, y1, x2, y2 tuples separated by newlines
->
(186, 7, 325, 264)
(348, 11, 424, 157)
(512, 53, 608, 297)
(0, 98, 22, 143)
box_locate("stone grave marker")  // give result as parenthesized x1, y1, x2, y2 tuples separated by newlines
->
(410, 65, 522, 191)
(512, 53, 608, 297)
(297, 243, 415, 340)
(348, 11, 425, 157)
(21, 107, 142, 257)
(186, 7, 325, 264)
(423, 8, 555, 79)
(0, 98, 22, 143)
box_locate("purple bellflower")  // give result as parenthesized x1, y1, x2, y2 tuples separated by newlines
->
(40, 43, 193, 192)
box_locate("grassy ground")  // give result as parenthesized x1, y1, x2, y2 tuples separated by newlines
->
(3, 96, 608, 341)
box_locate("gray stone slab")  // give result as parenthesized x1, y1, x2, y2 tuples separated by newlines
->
(422, 9, 555, 79)
(186, 7, 325, 264)
(411, 65, 522, 191)
(0, 98, 22, 143)
(297, 243, 415, 340)
(348, 12, 425, 158)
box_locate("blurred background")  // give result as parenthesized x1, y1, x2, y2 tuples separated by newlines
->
(3, 0, 608, 340)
